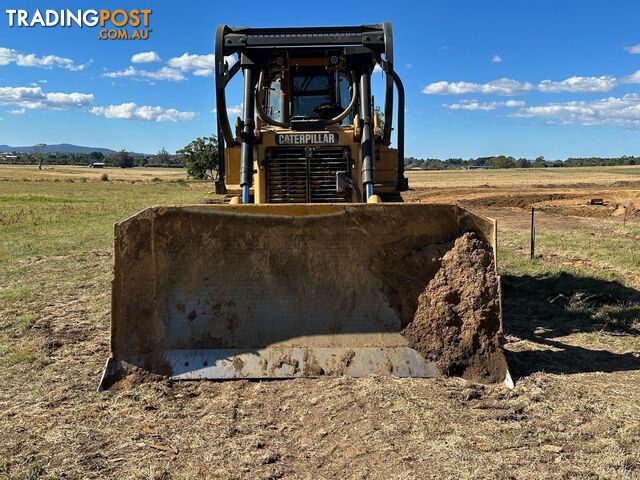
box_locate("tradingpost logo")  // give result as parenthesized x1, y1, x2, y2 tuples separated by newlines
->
(5, 9, 153, 40)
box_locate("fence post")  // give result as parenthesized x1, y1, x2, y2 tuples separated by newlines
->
(530, 207, 535, 259)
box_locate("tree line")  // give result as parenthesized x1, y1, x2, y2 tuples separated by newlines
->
(405, 155, 640, 170)
(3, 139, 639, 175)
(0, 137, 220, 180)
(0, 148, 184, 168)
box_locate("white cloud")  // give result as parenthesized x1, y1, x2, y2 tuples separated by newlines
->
(373, 64, 382, 74)
(214, 103, 244, 117)
(445, 99, 525, 111)
(227, 103, 243, 116)
(624, 43, 640, 54)
(446, 100, 494, 111)
(131, 51, 161, 64)
(0, 48, 14, 65)
(0, 47, 88, 71)
(622, 70, 640, 83)
(104, 52, 236, 84)
(167, 53, 235, 77)
(538, 75, 617, 93)
(405, 63, 413, 69)
(491, 54, 503, 63)
(423, 77, 533, 96)
(511, 93, 640, 126)
(0, 86, 93, 110)
(0, 85, 196, 123)
(102, 66, 185, 82)
(503, 99, 526, 107)
(425, 74, 628, 96)
(91, 102, 197, 122)
(167, 52, 214, 76)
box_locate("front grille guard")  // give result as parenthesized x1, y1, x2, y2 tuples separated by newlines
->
(265, 146, 351, 203)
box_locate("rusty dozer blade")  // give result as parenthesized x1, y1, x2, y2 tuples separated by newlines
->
(99, 204, 512, 390)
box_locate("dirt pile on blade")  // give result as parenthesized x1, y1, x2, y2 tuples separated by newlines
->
(373, 238, 453, 328)
(402, 232, 507, 384)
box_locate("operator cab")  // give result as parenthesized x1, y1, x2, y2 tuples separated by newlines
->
(263, 67, 354, 124)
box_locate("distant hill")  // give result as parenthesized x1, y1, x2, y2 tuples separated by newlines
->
(0, 144, 118, 154)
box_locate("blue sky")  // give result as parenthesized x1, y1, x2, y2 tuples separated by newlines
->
(1, 0, 640, 158)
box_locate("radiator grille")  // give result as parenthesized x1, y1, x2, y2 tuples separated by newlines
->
(266, 147, 350, 203)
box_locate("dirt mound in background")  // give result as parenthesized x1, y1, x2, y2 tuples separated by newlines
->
(402, 232, 507, 384)
(463, 193, 573, 209)
(539, 202, 640, 219)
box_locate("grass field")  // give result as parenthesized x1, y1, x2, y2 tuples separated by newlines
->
(3, 163, 640, 187)
(407, 164, 640, 188)
(0, 165, 189, 182)
(0, 165, 639, 479)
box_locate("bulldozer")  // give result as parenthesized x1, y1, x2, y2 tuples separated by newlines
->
(99, 23, 511, 390)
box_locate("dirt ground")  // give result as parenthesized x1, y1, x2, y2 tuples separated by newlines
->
(1, 167, 639, 479)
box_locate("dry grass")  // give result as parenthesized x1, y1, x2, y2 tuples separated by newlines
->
(0, 166, 639, 479)
(406, 165, 640, 189)
(0, 165, 188, 182)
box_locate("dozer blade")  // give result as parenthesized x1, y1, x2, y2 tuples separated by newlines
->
(99, 204, 511, 390)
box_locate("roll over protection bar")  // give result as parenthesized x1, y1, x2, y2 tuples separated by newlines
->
(215, 22, 407, 200)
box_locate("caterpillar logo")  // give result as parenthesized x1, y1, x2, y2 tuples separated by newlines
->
(276, 133, 339, 145)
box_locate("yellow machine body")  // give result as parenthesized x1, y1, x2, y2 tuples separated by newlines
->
(99, 23, 511, 389)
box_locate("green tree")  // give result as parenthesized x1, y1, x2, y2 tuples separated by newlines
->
(488, 155, 516, 169)
(533, 156, 547, 168)
(155, 147, 171, 166)
(34, 143, 47, 170)
(177, 136, 218, 180)
(114, 149, 134, 168)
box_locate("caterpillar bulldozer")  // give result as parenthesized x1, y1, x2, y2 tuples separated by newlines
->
(99, 23, 510, 390)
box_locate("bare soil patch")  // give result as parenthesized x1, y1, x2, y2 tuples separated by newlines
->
(462, 193, 576, 209)
(408, 187, 640, 220)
